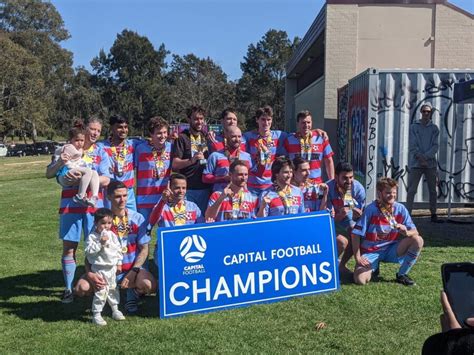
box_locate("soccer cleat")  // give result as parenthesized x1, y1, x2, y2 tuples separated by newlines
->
(112, 310, 126, 321)
(396, 273, 416, 286)
(92, 313, 107, 326)
(372, 267, 380, 279)
(61, 289, 74, 304)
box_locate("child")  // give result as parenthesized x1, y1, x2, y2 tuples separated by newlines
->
(85, 208, 125, 326)
(56, 121, 100, 207)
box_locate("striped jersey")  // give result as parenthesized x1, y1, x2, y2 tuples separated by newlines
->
(100, 138, 142, 188)
(207, 188, 258, 221)
(260, 185, 304, 217)
(283, 131, 334, 183)
(111, 209, 149, 273)
(244, 130, 287, 191)
(352, 201, 416, 254)
(203, 150, 253, 191)
(134, 141, 172, 209)
(209, 133, 247, 153)
(149, 199, 202, 228)
(300, 182, 325, 212)
(326, 179, 366, 212)
(56, 143, 111, 214)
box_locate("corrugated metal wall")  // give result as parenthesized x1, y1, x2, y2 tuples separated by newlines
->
(338, 68, 474, 205)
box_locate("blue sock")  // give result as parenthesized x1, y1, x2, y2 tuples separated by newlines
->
(398, 249, 420, 275)
(61, 256, 76, 290)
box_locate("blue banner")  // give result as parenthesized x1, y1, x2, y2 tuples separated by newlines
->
(156, 211, 340, 318)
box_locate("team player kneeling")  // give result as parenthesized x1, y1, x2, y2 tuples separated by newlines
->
(48, 106, 423, 324)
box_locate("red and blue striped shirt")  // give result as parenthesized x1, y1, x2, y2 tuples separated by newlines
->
(203, 150, 253, 191)
(207, 188, 258, 221)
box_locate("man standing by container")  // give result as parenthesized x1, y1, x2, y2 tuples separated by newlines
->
(406, 103, 441, 223)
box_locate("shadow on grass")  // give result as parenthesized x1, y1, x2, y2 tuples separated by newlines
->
(0, 267, 159, 322)
(413, 216, 474, 248)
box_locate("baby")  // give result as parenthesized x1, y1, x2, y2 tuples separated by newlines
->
(85, 208, 125, 326)
(56, 121, 99, 207)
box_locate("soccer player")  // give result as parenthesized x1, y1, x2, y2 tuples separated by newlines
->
(257, 156, 304, 217)
(100, 115, 141, 211)
(172, 105, 211, 213)
(147, 173, 202, 229)
(203, 126, 253, 192)
(205, 160, 258, 222)
(352, 177, 424, 286)
(244, 106, 287, 197)
(208, 108, 247, 152)
(46, 117, 111, 303)
(284, 110, 335, 183)
(326, 162, 366, 275)
(75, 181, 157, 314)
(134, 116, 172, 223)
(292, 157, 349, 258)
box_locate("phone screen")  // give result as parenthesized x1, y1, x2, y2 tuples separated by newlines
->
(442, 263, 474, 328)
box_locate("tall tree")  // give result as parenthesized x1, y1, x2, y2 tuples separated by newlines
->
(237, 29, 299, 130)
(165, 54, 236, 122)
(91, 30, 168, 134)
(0, 0, 73, 140)
(0, 35, 46, 139)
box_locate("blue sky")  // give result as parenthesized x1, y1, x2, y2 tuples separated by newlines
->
(52, 0, 474, 81)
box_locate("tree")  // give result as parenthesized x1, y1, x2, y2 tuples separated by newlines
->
(91, 30, 168, 134)
(0, 35, 47, 140)
(165, 54, 236, 122)
(236, 29, 299, 130)
(0, 0, 73, 140)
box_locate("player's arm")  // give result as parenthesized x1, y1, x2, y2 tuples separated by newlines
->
(351, 234, 369, 267)
(324, 156, 335, 180)
(205, 192, 227, 221)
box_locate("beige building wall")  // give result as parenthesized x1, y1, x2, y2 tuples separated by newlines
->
(294, 76, 326, 129)
(357, 5, 434, 72)
(434, 5, 474, 68)
(324, 4, 358, 127)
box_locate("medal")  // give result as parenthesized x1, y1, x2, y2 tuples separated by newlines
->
(299, 133, 312, 160)
(230, 189, 244, 220)
(257, 133, 273, 166)
(342, 188, 355, 209)
(112, 213, 129, 253)
(170, 202, 187, 226)
(151, 143, 167, 179)
(110, 141, 128, 178)
(378, 202, 398, 229)
(278, 185, 293, 215)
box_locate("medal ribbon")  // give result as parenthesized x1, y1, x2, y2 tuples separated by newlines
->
(278, 185, 293, 215)
(339, 186, 355, 209)
(151, 143, 166, 179)
(171, 202, 187, 226)
(112, 213, 129, 253)
(111, 141, 127, 174)
(257, 133, 273, 166)
(190, 133, 208, 157)
(378, 201, 398, 228)
(299, 133, 312, 160)
(231, 189, 244, 219)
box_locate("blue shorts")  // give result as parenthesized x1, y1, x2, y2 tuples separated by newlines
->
(59, 213, 94, 242)
(104, 188, 137, 211)
(363, 242, 404, 271)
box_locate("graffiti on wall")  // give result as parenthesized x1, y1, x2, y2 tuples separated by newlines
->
(337, 86, 349, 161)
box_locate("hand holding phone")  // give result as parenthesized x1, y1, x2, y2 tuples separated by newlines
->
(441, 262, 474, 329)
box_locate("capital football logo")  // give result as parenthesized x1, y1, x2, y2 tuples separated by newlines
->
(180, 234, 207, 263)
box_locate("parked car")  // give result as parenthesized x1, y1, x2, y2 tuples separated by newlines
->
(0, 143, 7, 157)
(7, 144, 37, 157)
(34, 141, 58, 155)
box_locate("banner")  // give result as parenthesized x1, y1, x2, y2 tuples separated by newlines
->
(156, 211, 340, 318)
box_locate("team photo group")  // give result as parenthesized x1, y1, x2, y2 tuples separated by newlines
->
(46, 104, 433, 326)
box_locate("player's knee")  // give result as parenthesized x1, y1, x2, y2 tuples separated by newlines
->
(354, 274, 370, 285)
(337, 235, 348, 249)
(74, 280, 91, 297)
(413, 234, 424, 248)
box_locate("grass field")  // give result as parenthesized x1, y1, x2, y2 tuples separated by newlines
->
(0, 156, 472, 353)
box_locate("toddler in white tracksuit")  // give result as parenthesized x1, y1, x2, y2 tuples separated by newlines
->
(85, 208, 125, 326)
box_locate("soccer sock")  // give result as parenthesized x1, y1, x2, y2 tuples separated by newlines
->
(61, 256, 76, 290)
(398, 249, 420, 275)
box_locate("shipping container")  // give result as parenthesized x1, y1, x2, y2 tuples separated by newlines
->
(337, 68, 474, 205)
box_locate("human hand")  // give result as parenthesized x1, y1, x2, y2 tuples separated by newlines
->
(64, 170, 82, 184)
(206, 217, 215, 223)
(162, 182, 172, 202)
(223, 184, 234, 198)
(60, 152, 71, 164)
(318, 183, 328, 194)
(262, 193, 272, 207)
(396, 224, 408, 236)
(87, 272, 107, 291)
(192, 152, 205, 164)
(356, 256, 371, 268)
(352, 207, 362, 220)
(440, 291, 474, 331)
(315, 129, 328, 140)
(120, 270, 137, 289)
(116, 265, 122, 274)
(207, 130, 217, 143)
(100, 235, 109, 245)
(334, 207, 349, 222)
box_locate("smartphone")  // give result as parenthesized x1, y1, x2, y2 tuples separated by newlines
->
(441, 262, 474, 328)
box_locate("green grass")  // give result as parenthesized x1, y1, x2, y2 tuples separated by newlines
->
(0, 156, 472, 353)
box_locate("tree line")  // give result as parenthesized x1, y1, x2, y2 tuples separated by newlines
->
(0, 0, 300, 142)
